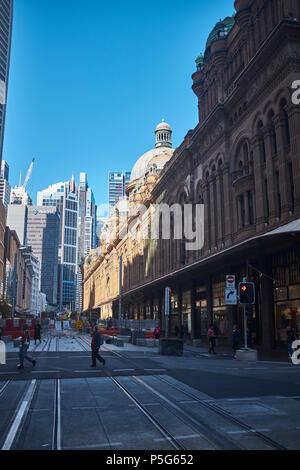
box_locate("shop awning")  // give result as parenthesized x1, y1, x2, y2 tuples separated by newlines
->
(259, 218, 300, 237)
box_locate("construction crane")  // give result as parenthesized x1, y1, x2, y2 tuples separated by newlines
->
(22, 158, 35, 190)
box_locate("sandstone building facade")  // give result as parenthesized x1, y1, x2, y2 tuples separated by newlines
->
(83, 0, 300, 351)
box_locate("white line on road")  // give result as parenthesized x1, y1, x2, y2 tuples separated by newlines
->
(144, 369, 167, 372)
(154, 434, 202, 442)
(56, 379, 61, 451)
(0, 372, 19, 375)
(113, 369, 135, 372)
(227, 429, 271, 435)
(179, 400, 199, 404)
(2, 379, 37, 450)
(63, 442, 123, 449)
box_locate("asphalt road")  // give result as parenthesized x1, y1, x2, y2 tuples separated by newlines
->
(1, 331, 300, 450)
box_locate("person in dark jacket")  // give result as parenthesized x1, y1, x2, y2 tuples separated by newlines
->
(34, 323, 42, 345)
(287, 327, 297, 358)
(90, 326, 105, 367)
(17, 325, 36, 369)
(232, 325, 240, 358)
(208, 325, 216, 354)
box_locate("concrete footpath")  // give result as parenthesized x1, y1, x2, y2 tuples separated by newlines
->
(2, 331, 291, 364)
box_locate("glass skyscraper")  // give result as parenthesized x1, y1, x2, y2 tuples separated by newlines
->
(108, 171, 131, 215)
(76, 173, 97, 311)
(37, 177, 79, 311)
(0, 0, 13, 166)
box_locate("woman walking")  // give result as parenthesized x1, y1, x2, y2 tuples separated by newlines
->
(208, 324, 216, 355)
(232, 325, 240, 358)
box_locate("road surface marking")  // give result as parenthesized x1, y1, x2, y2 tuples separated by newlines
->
(63, 442, 123, 449)
(144, 369, 167, 372)
(2, 379, 37, 450)
(227, 429, 270, 435)
(179, 400, 199, 404)
(113, 369, 135, 372)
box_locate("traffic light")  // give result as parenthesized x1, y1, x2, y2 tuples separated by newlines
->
(239, 282, 255, 304)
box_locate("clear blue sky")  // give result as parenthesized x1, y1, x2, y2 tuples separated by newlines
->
(3, 0, 234, 211)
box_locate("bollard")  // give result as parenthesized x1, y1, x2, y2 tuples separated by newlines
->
(0, 340, 6, 365)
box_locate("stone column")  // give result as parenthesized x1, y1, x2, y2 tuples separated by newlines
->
(222, 164, 233, 246)
(274, 114, 291, 220)
(251, 135, 267, 231)
(209, 176, 216, 250)
(263, 125, 277, 224)
(216, 171, 224, 246)
(203, 182, 211, 252)
(191, 283, 196, 341)
(257, 256, 275, 351)
(286, 104, 300, 214)
(245, 191, 250, 227)
(237, 196, 242, 231)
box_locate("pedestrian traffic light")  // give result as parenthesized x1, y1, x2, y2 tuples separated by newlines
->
(239, 282, 255, 304)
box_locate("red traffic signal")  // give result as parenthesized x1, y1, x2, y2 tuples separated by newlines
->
(238, 282, 255, 304)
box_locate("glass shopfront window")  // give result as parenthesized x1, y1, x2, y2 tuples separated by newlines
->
(170, 291, 180, 336)
(153, 298, 159, 320)
(145, 301, 151, 319)
(212, 277, 230, 337)
(182, 289, 192, 335)
(273, 250, 300, 344)
(195, 286, 208, 337)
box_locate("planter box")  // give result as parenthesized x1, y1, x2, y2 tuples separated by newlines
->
(236, 348, 258, 362)
(117, 335, 131, 343)
(132, 330, 146, 345)
(136, 338, 147, 347)
(159, 338, 183, 356)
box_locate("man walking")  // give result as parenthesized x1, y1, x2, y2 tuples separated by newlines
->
(232, 325, 240, 358)
(34, 322, 42, 345)
(208, 324, 216, 355)
(17, 324, 36, 369)
(90, 326, 105, 367)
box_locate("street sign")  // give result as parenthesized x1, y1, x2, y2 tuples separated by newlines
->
(226, 275, 236, 289)
(225, 288, 237, 305)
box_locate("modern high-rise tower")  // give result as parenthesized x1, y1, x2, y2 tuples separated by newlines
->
(78, 173, 97, 262)
(76, 173, 97, 312)
(108, 171, 131, 215)
(37, 177, 79, 311)
(0, 160, 11, 209)
(26, 206, 60, 308)
(0, 0, 13, 166)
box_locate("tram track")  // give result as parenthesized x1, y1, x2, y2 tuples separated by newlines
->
(0, 333, 290, 450)
(75, 335, 230, 450)
(78, 334, 288, 450)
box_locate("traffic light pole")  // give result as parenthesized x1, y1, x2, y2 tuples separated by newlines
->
(243, 304, 248, 349)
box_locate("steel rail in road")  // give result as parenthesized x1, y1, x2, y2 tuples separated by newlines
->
(52, 378, 61, 450)
(0, 379, 13, 398)
(75, 335, 185, 450)
(80, 335, 288, 451)
(154, 375, 288, 451)
(1, 379, 38, 450)
(109, 374, 186, 451)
